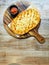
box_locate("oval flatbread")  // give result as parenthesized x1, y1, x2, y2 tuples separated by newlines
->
(10, 8, 40, 35)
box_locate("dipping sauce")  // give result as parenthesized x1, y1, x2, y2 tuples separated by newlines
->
(9, 5, 19, 18)
(10, 7, 18, 14)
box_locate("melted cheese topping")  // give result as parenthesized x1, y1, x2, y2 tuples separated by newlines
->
(10, 8, 40, 35)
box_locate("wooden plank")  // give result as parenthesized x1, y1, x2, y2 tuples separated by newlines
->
(0, 55, 49, 65)
(0, 39, 49, 51)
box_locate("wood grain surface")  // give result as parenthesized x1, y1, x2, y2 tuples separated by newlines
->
(0, 0, 49, 65)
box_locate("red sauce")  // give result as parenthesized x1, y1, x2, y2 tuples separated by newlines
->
(10, 7, 18, 14)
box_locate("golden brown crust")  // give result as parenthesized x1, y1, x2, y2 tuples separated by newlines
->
(10, 8, 40, 35)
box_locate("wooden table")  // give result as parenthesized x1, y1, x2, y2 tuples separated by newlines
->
(0, 0, 49, 65)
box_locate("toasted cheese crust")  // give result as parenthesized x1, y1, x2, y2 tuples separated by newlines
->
(10, 8, 40, 35)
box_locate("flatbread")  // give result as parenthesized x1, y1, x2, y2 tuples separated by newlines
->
(10, 8, 40, 35)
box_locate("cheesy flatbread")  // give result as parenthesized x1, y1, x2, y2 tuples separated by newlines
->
(10, 8, 40, 35)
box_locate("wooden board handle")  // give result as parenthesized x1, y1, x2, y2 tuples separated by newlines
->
(29, 30, 45, 44)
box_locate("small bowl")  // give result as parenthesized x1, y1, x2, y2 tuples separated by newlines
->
(9, 5, 19, 18)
